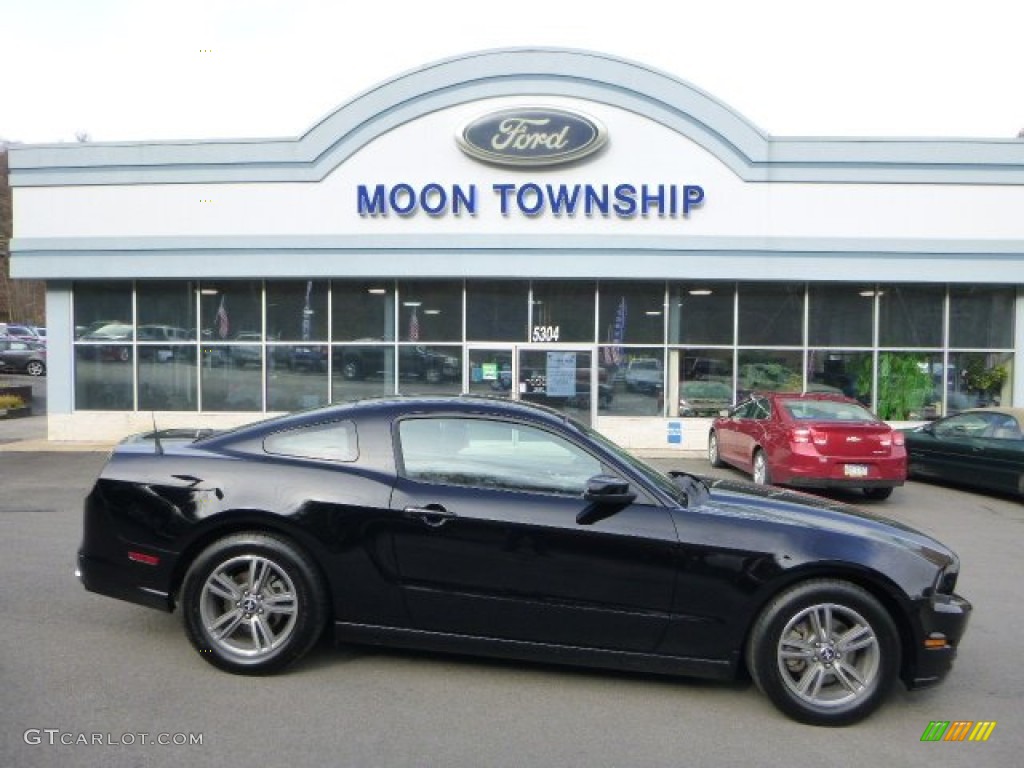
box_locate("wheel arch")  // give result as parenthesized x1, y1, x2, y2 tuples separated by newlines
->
(168, 510, 333, 614)
(737, 563, 917, 686)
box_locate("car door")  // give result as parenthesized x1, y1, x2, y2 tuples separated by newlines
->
(974, 414, 1024, 494)
(388, 415, 678, 653)
(724, 397, 772, 471)
(909, 412, 996, 484)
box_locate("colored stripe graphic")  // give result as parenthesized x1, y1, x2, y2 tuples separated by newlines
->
(921, 721, 949, 741)
(968, 722, 997, 742)
(944, 721, 973, 741)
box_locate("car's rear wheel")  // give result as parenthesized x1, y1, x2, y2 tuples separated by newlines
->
(752, 449, 771, 485)
(26, 360, 46, 377)
(708, 432, 725, 468)
(862, 487, 893, 501)
(746, 579, 900, 726)
(182, 533, 327, 675)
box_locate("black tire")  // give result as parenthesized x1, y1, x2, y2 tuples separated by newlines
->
(745, 579, 900, 726)
(752, 449, 771, 485)
(708, 431, 725, 468)
(182, 532, 328, 675)
(862, 487, 894, 501)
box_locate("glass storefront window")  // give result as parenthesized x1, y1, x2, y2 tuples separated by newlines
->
(670, 282, 734, 345)
(201, 352, 262, 411)
(75, 348, 134, 410)
(598, 282, 665, 345)
(136, 281, 198, 341)
(737, 350, 803, 400)
(946, 352, 1013, 413)
(199, 281, 262, 343)
(950, 286, 1014, 349)
(468, 349, 514, 398)
(466, 282, 528, 341)
(74, 282, 133, 340)
(332, 345, 395, 401)
(606, 348, 664, 416)
(807, 350, 872, 403)
(875, 351, 941, 420)
(738, 284, 803, 346)
(530, 281, 596, 343)
(808, 285, 874, 347)
(674, 348, 734, 417)
(139, 356, 196, 411)
(879, 285, 943, 348)
(397, 345, 462, 395)
(267, 346, 328, 411)
(267, 281, 328, 341)
(332, 281, 395, 341)
(397, 281, 462, 342)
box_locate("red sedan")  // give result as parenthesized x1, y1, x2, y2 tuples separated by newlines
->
(709, 392, 907, 500)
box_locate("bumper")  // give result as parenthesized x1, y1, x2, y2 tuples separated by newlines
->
(776, 451, 906, 488)
(77, 550, 175, 613)
(904, 592, 972, 690)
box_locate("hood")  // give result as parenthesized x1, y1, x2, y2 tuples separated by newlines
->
(702, 476, 957, 570)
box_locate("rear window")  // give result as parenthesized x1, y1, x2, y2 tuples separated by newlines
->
(263, 420, 358, 462)
(782, 400, 878, 422)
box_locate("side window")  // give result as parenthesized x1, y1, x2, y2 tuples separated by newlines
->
(263, 420, 358, 462)
(399, 417, 603, 495)
(934, 413, 988, 439)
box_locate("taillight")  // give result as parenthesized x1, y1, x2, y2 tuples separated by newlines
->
(892, 431, 905, 446)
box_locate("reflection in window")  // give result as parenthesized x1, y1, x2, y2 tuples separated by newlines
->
(875, 352, 940, 420)
(738, 284, 803, 346)
(397, 281, 462, 342)
(879, 285, 943, 348)
(531, 281, 596, 343)
(946, 352, 1013, 413)
(949, 286, 1014, 349)
(199, 282, 262, 343)
(466, 281, 528, 341)
(598, 282, 665, 345)
(74, 282, 133, 339)
(267, 281, 327, 342)
(398, 345, 462, 395)
(201, 357, 262, 411)
(267, 347, 328, 411)
(332, 346, 395, 402)
(332, 281, 395, 341)
(137, 281, 197, 340)
(139, 356, 196, 411)
(670, 283, 734, 345)
(399, 417, 601, 495)
(807, 350, 872, 403)
(75, 348, 134, 410)
(606, 348, 663, 416)
(675, 348, 734, 416)
(808, 285, 873, 347)
(737, 350, 803, 399)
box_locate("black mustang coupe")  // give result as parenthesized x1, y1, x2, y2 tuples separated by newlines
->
(77, 396, 970, 726)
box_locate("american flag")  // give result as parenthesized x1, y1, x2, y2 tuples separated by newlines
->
(216, 296, 230, 339)
(408, 307, 420, 342)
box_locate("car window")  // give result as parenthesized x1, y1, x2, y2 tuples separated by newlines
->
(399, 417, 603, 495)
(263, 420, 358, 462)
(933, 413, 991, 439)
(986, 415, 1022, 440)
(752, 398, 772, 420)
(781, 400, 878, 422)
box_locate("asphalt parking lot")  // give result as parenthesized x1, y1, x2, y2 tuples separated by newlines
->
(1, 410, 1022, 767)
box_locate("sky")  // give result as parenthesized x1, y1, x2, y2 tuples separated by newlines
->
(2, 0, 1022, 145)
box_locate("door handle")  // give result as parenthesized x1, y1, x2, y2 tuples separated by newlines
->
(403, 505, 457, 528)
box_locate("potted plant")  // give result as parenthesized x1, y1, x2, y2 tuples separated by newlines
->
(0, 393, 31, 419)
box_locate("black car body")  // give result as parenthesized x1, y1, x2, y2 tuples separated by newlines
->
(77, 396, 970, 726)
(903, 408, 1024, 498)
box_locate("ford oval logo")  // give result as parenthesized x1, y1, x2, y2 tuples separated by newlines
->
(456, 107, 608, 167)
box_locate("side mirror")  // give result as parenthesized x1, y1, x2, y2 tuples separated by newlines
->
(582, 474, 636, 506)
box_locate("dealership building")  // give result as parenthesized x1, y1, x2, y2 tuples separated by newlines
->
(9, 48, 1024, 452)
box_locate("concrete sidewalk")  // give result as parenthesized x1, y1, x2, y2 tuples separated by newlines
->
(0, 413, 116, 452)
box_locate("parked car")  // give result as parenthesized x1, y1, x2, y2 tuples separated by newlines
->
(0, 339, 47, 376)
(709, 392, 907, 500)
(902, 408, 1024, 498)
(77, 396, 970, 725)
(678, 380, 733, 416)
(77, 323, 134, 362)
(334, 344, 459, 383)
(0, 323, 44, 343)
(623, 357, 663, 393)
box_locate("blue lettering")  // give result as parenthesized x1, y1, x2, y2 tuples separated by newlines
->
(546, 184, 581, 216)
(420, 183, 447, 216)
(452, 185, 477, 215)
(613, 184, 637, 217)
(640, 184, 666, 216)
(389, 184, 418, 216)
(492, 183, 515, 215)
(683, 185, 705, 215)
(357, 184, 388, 216)
(584, 185, 610, 216)
(517, 183, 545, 216)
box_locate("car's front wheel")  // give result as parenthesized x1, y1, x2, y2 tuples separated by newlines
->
(182, 533, 328, 675)
(26, 360, 46, 377)
(746, 579, 900, 726)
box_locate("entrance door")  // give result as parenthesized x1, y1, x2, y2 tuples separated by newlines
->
(517, 347, 598, 427)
